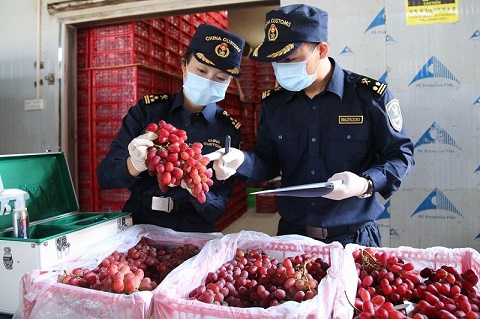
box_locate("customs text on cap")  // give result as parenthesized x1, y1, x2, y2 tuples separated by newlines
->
(249, 4, 328, 62)
(189, 24, 245, 78)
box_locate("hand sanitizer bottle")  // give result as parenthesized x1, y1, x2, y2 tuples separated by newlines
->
(12, 192, 30, 239)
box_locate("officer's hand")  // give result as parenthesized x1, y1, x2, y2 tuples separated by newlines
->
(180, 179, 195, 197)
(321, 171, 368, 201)
(128, 132, 158, 172)
(205, 148, 245, 180)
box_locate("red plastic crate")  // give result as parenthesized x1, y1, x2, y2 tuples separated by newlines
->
(150, 18, 165, 31)
(93, 120, 123, 137)
(94, 135, 115, 153)
(255, 62, 274, 74)
(96, 201, 125, 212)
(164, 19, 181, 40)
(90, 33, 150, 54)
(92, 83, 152, 104)
(77, 28, 89, 69)
(77, 154, 92, 185)
(206, 11, 228, 29)
(257, 73, 276, 85)
(92, 66, 154, 88)
(90, 49, 150, 68)
(92, 103, 130, 120)
(150, 28, 165, 46)
(97, 188, 131, 203)
(255, 194, 277, 214)
(90, 21, 150, 38)
(239, 78, 256, 88)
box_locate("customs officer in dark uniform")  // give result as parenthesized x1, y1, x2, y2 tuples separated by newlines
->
(207, 5, 415, 246)
(97, 24, 245, 232)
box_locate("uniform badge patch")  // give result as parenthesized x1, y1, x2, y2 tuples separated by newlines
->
(143, 94, 169, 104)
(261, 87, 283, 100)
(386, 99, 402, 132)
(339, 115, 363, 124)
(357, 76, 387, 97)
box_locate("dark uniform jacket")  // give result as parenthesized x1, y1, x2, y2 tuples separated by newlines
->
(96, 91, 242, 232)
(237, 58, 414, 229)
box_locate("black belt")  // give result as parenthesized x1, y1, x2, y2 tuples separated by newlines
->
(306, 222, 369, 239)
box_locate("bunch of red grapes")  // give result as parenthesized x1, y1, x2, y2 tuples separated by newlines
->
(352, 248, 480, 319)
(189, 248, 330, 309)
(61, 237, 200, 294)
(144, 120, 213, 204)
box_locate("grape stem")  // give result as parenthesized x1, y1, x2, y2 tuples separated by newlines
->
(295, 254, 318, 287)
(344, 290, 361, 314)
(360, 248, 387, 271)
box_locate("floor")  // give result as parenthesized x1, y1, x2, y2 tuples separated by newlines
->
(222, 207, 280, 236)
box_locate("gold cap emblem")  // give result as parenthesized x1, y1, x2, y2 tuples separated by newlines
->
(215, 43, 230, 58)
(268, 24, 278, 41)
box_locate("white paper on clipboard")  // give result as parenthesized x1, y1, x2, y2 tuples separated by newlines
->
(249, 180, 343, 197)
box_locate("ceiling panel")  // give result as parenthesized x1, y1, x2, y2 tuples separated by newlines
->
(228, 5, 278, 53)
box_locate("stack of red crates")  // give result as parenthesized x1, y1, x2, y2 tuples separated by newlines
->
(238, 57, 257, 103)
(254, 180, 280, 214)
(77, 12, 247, 225)
(215, 180, 247, 231)
(255, 62, 276, 94)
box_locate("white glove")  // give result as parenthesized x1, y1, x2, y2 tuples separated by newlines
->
(128, 132, 158, 172)
(321, 171, 368, 201)
(181, 179, 195, 197)
(205, 147, 245, 180)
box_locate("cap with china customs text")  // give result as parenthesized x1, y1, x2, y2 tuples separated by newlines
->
(249, 4, 328, 62)
(189, 24, 245, 78)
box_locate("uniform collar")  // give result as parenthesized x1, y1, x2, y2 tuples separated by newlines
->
(201, 102, 217, 124)
(171, 92, 184, 113)
(172, 91, 217, 124)
(323, 58, 345, 100)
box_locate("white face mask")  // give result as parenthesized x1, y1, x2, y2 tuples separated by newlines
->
(271, 46, 320, 92)
(183, 71, 229, 106)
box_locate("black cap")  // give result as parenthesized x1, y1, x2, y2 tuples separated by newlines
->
(189, 24, 245, 78)
(249, 4, 328, 62)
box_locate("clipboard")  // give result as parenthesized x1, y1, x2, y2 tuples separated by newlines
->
(249, 180, 343, 197)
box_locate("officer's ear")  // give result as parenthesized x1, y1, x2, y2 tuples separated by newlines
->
(181, 58, 188, 79)
(318, 42, 329, 59)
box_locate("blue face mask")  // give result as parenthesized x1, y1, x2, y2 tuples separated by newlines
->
(271, 47, 320, 92)
(183, 71, 229, 106)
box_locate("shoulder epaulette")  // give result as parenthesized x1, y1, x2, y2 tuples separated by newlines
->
(143, 94, 171, 105)
(356, 76, 387, 97)
(221, 110, 241, 130)
(261, 87, 284, 100)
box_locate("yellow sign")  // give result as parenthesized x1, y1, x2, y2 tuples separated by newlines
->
(405, 0, 459, 25)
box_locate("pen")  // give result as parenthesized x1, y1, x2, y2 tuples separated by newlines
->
(225, 135, 231, 155)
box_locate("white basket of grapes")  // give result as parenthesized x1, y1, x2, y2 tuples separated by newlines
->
(152, 230, 345, 319)
(341, 244, 480, 319)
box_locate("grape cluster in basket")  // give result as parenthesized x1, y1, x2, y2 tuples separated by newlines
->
(352, 248, 480, 319)
(189, 248, 330, 308)
(144, 120, 213, 204)
(60, 237, 200, 294)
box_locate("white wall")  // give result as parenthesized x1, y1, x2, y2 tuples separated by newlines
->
(0, 0, 60, 154)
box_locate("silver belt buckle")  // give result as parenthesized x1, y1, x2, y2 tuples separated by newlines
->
(151, 196, 174, 213)
(306, 226, 328, 239)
